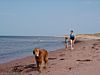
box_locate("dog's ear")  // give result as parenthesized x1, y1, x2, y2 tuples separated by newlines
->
(33, 48, 37, 54)
(33, 50, 35, 54)
(39, 50, 41, 55)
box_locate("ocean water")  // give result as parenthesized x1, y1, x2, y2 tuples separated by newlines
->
(0, 36, 64, 63)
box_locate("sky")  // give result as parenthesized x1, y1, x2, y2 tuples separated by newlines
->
(0, 0, 100, 36)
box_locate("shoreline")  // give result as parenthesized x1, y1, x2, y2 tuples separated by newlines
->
(0, 47, 65, 64)
(0, 47, 65, 65)
(0, 38, 100, 75)
(0, 35, 64, 64)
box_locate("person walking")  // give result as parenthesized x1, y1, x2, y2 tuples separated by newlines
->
(70, 30, 75, 50)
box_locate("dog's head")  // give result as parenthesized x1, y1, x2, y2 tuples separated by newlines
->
(33, 48, 40, 57)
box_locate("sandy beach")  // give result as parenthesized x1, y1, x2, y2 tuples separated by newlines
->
(0, 38, 100, 75)
(0, 0, 100, 75)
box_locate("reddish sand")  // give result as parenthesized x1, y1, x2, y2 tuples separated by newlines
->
(0, 39, 100, 75)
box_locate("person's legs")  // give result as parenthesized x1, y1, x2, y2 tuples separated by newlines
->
(65, 43, 68, 49)
(67, 42, 68, 48)
(70, 40, 73, 49)
(73, 39, 76, 46)
(72, 39, 76, 49)
(72, 40, 74, 49)
(65, 43, 66, 48)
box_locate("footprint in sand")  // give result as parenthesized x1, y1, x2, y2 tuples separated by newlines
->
(93, 43, 98, 46)
(59, 54, 65, 57)
(68, 67, 72, 71)
(59, 58, 65, 60)
(48, 58, 57, 60)
(11, 65, 24, 72)
(92, 46, 95, 49)
(83, 47, 86, 49)
(76, 59, 92, 62)
(11, 64, 37, 72)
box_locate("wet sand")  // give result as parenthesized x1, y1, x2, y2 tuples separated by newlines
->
(0, 38, 100, 75)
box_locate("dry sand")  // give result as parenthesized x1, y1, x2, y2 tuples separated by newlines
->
(0, 38, 100, 75)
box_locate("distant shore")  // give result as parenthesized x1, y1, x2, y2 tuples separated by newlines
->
(0, 37, 100, 75)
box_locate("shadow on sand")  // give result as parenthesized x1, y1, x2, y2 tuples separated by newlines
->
(11, 64, 37, 73)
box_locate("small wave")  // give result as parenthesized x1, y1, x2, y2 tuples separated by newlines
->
(31, 39, 63, 43)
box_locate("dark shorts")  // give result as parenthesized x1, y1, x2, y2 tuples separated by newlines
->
(70, 37, 74, 40)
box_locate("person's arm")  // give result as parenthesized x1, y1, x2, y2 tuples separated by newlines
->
(73, 35, 76, 42)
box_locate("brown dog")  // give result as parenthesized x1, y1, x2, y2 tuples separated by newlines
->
(33, 48, 48, 72)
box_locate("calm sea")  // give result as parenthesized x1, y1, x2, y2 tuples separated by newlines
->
(0, 36, 64, 63)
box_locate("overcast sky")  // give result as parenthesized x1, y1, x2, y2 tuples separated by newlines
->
(0, 0, 100, 36)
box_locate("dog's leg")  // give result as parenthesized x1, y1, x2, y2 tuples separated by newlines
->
(44, 56, 48, 69)
(37, 63, 41, 72)
(39, 63, 42, 72)
(36, 62, 40, 72)
(37, 60, 42, 72)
